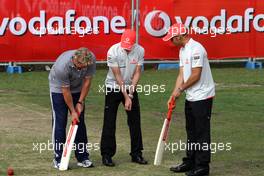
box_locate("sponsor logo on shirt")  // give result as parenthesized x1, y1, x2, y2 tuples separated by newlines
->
(130, 58, 138, 64)
(124, 37, 131, 44)
(193, 53, 200, 60)
(185, 58, 190, 64)
(194, 56, 200, 60)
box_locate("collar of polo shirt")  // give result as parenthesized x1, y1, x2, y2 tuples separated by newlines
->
(183, 38, 193, 48)
(70, 55, 83, 70)
(69, 57, 75, 68)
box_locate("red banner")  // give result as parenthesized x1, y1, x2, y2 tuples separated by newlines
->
(0, 0, 263, 62)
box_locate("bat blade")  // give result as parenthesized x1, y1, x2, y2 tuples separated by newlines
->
(59, 123, 78, 171)
(154, 118, 171, 165)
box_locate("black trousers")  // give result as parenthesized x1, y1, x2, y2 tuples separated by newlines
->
(100, 89, 143, 158)
(184, 98, 213, 168)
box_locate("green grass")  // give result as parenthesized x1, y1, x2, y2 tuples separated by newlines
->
(0, 68, 264, 176)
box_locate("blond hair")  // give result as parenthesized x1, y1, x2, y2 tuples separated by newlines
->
(74, 47, 93, 64)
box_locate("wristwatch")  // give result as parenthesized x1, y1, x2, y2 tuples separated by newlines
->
(177, 87, 184, 93)
(77, 101, 84, 105)
(128, 94, 134, 99)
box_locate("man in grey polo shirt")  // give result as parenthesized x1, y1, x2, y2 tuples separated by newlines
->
(100, 29, 148, 166)
(49, 47, 96, 169)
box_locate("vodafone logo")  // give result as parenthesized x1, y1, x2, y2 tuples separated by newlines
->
(144, 8, 264, 37)
(150, 12, 165, 30)
(0, 10, 126, 36)
(0, 8, 263, 37)
(144, 10, 171, 37)
(123, 37, 131, 44)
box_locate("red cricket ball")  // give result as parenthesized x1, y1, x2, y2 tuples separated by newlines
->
(7, 167, 14, 175)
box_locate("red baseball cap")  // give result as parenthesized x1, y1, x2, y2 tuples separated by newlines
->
(162, 23, 187, 41)
(121, 29, 136, 50)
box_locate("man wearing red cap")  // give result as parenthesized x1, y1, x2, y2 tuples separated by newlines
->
(100, 29, 148, 166)
(163, 23, 215, 176)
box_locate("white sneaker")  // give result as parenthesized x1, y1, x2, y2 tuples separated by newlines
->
(77, 159, 94, 168)
(53, 159, 60, 169)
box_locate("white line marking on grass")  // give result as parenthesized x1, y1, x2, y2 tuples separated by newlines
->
(8, 103, 49, 119)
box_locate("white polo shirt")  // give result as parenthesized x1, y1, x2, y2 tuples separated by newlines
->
(105, 42, 144, 89)
(179, 38, 215, 101)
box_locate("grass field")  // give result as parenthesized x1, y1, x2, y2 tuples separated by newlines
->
(0, 68, 264, 176)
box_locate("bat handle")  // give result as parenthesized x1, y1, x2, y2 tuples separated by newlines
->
(72, 110, 81, 125)
(167, 98, 175, 120)
(167, 109, 172, 121)
(72, 118, 78, 125)
(169, 96, 175, 108)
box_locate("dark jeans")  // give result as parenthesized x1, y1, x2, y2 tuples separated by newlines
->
(50, 92, 89, 162)
(100, 89, 143, 158)
(184, 98, 213, 168)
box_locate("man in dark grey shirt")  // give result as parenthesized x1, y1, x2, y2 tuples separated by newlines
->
(49, 47, 96, 169)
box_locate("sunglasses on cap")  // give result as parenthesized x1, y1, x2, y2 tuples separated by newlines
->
(74, 50, 93, 65)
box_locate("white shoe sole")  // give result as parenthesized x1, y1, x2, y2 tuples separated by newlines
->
(77, 162, 94, 168)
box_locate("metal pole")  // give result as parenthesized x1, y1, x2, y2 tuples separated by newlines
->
(136, 0, 139, 44)
(131, 0, 134, 30)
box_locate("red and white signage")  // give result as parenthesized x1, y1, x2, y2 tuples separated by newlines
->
(0, 0, 263, 62)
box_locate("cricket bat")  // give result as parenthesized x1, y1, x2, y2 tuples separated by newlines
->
(154, 98, 175, 165)
(59, 114, 79, 171)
